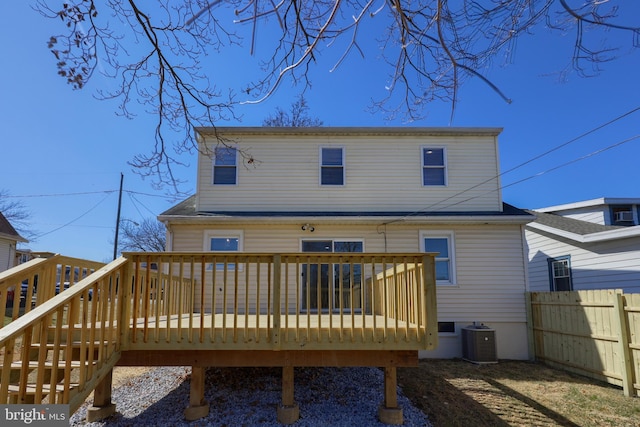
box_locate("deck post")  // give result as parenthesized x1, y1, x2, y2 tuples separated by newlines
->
(86, 369, 116, 422)
(184, 366, 210, 420)
(377, 366, 403, 425)
(277, 366, 299, 424)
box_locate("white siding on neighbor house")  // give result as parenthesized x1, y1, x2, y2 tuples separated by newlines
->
(169, 221, 529, 359)
(196, 133, 502, 213)
(556, 208, 607, 225)
(0, 238, 15, 272)
(526, 228, 640, 293)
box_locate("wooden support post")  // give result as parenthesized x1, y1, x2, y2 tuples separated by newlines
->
(277, 366, 299, 424)
(377, 366, 403, 425)
(184, 366, 210, 420)
(86, 369, 116, 422)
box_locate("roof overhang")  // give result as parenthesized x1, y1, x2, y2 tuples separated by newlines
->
(526, 222, 640, 243)
(0, 232, 28, 243)
(160, 212, 534, 226)
(195, 126, 504, 140)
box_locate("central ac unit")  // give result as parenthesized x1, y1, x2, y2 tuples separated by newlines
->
(461, 325, 497, 364)
(615, 211, 634, 222)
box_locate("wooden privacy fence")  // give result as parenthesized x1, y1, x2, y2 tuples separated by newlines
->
(526, 290, 640, 397)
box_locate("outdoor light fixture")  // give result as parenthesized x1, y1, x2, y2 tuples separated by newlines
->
(301, 224, 315, 232)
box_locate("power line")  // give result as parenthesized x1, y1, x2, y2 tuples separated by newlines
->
(423, 133, 640, 214)
(32, 193, 114, 239)
(384, 105, 640, 224)
(501, 134, 640, 191)
(5, 190, 117, 198)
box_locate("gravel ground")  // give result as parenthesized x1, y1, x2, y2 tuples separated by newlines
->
(70, 366, 431, 426)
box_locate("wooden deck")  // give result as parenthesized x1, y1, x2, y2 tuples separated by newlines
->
(1, 252, 437, 425)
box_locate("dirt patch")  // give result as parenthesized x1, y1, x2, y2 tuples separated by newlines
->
(111, 366, 152, 388)
(398, 359, 640, 427)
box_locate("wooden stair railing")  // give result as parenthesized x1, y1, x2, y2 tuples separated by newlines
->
(0, 257, 128, 414)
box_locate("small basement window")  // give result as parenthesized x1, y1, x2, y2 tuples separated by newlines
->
(438, 322, 456, 333)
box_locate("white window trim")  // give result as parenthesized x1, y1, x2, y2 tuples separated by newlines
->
(204, 230, 244, 271)
(212, 147, 238, 186)
(421, 146, 447, 187)
(319, 146, 345, 186)
(420, 230, 456, 285)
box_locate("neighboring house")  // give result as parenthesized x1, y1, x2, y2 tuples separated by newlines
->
(159, 127, 534, 360)
(526, 197, 640, 294)
(0, 211, 28, 272)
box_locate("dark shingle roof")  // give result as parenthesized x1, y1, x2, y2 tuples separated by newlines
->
(0, 211, 26, 242)
(527, 210, 624, 235)
(160, 196, 532, 220)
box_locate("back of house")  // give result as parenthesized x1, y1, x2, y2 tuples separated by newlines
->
(160, 127, 534, 359)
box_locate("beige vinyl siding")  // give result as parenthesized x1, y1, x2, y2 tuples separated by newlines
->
(196, 134, 501, 213)
(526, 228, 640, 293)
(170, 222, 528, 322)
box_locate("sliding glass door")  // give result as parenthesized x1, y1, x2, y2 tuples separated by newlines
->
(301, 240, 363, 312)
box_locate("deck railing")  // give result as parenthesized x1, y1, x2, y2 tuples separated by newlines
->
(0, 252, 437, 410)
(0, 255, 104, 324)
(123, 252, 438, 351)
(0, 258, 126, 411)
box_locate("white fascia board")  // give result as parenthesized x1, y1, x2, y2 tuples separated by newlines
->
(527, 222, 640, 243)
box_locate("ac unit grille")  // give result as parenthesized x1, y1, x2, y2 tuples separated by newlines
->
(461, 326, 497, 364)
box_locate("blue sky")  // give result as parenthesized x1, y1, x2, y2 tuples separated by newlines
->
(1, 2, 638, 262)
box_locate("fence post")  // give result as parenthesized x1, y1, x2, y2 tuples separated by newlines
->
(272, 254, 281, 348)
(525, 292, 536, 361)
(613, 292, 633, 397)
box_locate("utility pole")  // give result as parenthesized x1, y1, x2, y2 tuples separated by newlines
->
(113, 173, 124, 260)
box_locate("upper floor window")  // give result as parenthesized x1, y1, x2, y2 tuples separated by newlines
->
(422, 147, 446, 186)
(548, 256, 572, 291)
(421, 231, 456, 285)
(213, 147, 237, 185)
(320, 147, 344, 186)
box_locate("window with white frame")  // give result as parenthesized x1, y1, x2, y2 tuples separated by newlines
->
(422, 147, 446, 186)
(548, 256, 572, 291)
(320, 147, 344, 185)
(204, 230, 243, 270)
(421, 231, 456, 285)
(213, 147, 237, 185)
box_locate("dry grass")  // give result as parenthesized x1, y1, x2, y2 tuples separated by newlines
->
(398, 359, 640, 427)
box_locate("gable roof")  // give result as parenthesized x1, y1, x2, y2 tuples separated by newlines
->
(0, 211, 27, 243)
(526, 210, 640, 243)
(159, 196, 533, 225)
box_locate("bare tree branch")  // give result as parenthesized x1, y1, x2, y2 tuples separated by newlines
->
(0, 190, 34, 240)
(37, 0, 639, 192)
(117, 218, 166, 253)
